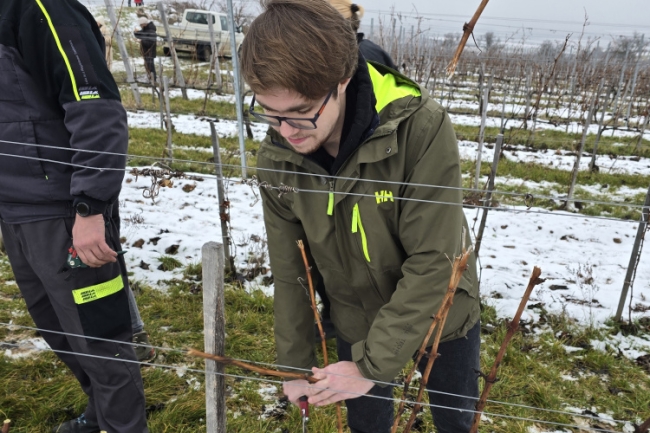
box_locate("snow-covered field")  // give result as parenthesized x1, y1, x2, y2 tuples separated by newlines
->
(116, 100, 650, 363)
(116, 167, 650, 360)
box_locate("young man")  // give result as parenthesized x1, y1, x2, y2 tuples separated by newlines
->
(240, 0, 481, 432)
(0, 0, 148, 432)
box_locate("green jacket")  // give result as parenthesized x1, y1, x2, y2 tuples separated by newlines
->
(257, 63, 480, 383)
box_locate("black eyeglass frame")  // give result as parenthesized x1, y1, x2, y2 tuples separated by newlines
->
(248, 89, 335, 130)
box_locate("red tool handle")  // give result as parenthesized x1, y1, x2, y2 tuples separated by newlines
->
(298, 395, 309, 419)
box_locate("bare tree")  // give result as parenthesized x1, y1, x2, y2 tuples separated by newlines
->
(216, 0, 256, 31)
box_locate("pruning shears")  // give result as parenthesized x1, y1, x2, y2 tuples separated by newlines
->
(299, 396, 309, 433)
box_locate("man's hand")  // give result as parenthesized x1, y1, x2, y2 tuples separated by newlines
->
(282, 379, 325, 405)
(72, 214, 117, 268)
(307, 361, 375, 407)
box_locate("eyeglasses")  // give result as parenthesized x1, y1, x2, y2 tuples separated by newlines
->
(249, 89, 334, 130)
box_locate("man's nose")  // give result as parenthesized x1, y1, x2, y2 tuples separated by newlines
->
(278, 121, 300, 138)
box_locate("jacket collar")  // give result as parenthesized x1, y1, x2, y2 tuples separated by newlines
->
(261, 59, 426, 174)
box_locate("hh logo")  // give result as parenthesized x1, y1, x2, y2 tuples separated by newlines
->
(375, 190, 394, 204)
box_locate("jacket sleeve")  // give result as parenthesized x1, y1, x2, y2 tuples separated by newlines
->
(351, 104, 479, 383)
(258, 157, 319, 372)
(20, 0, 127, 212)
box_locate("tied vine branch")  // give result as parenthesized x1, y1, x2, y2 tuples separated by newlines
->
(391, 247, 473, 433)
(187, 349, 320, 383)
(469, 266, 545, 433)
(297, 240, 344, 433)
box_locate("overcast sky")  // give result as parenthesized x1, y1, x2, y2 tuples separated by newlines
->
(358, 0, 650, 44)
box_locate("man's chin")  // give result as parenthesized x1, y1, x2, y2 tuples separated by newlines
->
(290, 140, 321, 155)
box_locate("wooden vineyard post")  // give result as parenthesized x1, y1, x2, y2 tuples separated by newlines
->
(474, 75, 492, 190)
(104, 0, 141, 107)
(157, 2, 188, 99)
(615, 184, 650, 322)
(202, 242, 227, 433)
(163, 77, 173, 162)
(566, 93, 597, 210)
(210, 122, 235, 276)
(474, 133, 503, 257)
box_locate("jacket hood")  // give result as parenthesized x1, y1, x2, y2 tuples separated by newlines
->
(260, 60, 428, 173)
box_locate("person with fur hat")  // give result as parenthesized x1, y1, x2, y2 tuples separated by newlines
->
(134, 16, 157, 82)
(95, 16, 112, 69)
(328, 0, 398, 70)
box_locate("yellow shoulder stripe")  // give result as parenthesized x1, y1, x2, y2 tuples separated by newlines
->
(368, 63, 421, 114)
(34, 0, 81, 101)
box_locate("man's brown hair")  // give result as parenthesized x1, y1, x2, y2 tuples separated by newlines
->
(240, 0, 358, 101)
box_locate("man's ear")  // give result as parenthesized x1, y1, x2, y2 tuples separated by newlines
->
(338, 78, 352, 96)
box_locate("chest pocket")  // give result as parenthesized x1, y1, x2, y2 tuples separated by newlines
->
(0, 58, 25, 102)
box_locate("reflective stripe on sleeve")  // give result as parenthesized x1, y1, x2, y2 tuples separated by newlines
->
(34, 0, 81, 101)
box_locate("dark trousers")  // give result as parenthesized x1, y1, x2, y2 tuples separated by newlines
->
(338, 321, 480, 433)
(144, 56, 156, 83)
(1, 215, 148, 432)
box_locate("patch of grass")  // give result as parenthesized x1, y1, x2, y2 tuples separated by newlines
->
(461, 157, 649, 218)
(183, 262, 202, 280)
(126, 127, 259, 176)
(157, 255, 183, 272)
(121, 88, 241, 119)
(454, 123, 650, 158)
(1, 255, 649, 432)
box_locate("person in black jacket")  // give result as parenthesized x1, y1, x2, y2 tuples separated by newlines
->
(328, 0, 398, 70)
(134, 17, 157, 82)
(0, 1, 148, 432)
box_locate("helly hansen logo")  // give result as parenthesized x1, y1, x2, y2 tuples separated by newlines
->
(375, 190, 394, 204)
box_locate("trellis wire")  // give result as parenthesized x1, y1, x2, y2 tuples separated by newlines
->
(0, 322, 631, 431)
(0, 138, 648, 214)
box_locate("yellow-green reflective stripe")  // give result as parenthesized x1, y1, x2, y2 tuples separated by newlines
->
(72, 275, 124, 305)
(368, 63, 421, 114)
(351, 203, 371, 262)
(34, 0, 81, 101)
(327, 192, 334, 216)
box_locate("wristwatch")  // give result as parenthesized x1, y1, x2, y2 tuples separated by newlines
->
(75, 201, 91, 217)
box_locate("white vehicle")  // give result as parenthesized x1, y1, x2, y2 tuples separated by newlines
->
(158, 9, 245, 60)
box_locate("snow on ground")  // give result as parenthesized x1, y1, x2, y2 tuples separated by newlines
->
(120, 172, 265, 292)
(127, 110, 268, 141)
(446, 98, 645, 125)
(118, 112, 650, 361)
(126, 108, 650, 178)
(458, 140, 650, 177)
(449, 112, 650, 140)
(116, 168, 650, 360)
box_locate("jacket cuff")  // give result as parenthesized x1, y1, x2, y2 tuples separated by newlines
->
(351, 340, 389, 388)
(72, 194, 110, 215)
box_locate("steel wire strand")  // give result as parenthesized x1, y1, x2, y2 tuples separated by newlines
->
(0, 149, 647, 225)
(0, 322, 632, 426)
(0, 339, 628, 433)
(1, 138, 648, 212)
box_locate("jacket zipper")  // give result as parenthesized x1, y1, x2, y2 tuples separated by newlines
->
(327, 181, 334, 216)
(351, 203, 370, 262)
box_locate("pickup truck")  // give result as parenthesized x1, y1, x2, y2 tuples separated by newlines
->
(158, 9, 245, 60)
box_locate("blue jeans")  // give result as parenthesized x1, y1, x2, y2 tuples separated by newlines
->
(338, 320, 480, 433)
